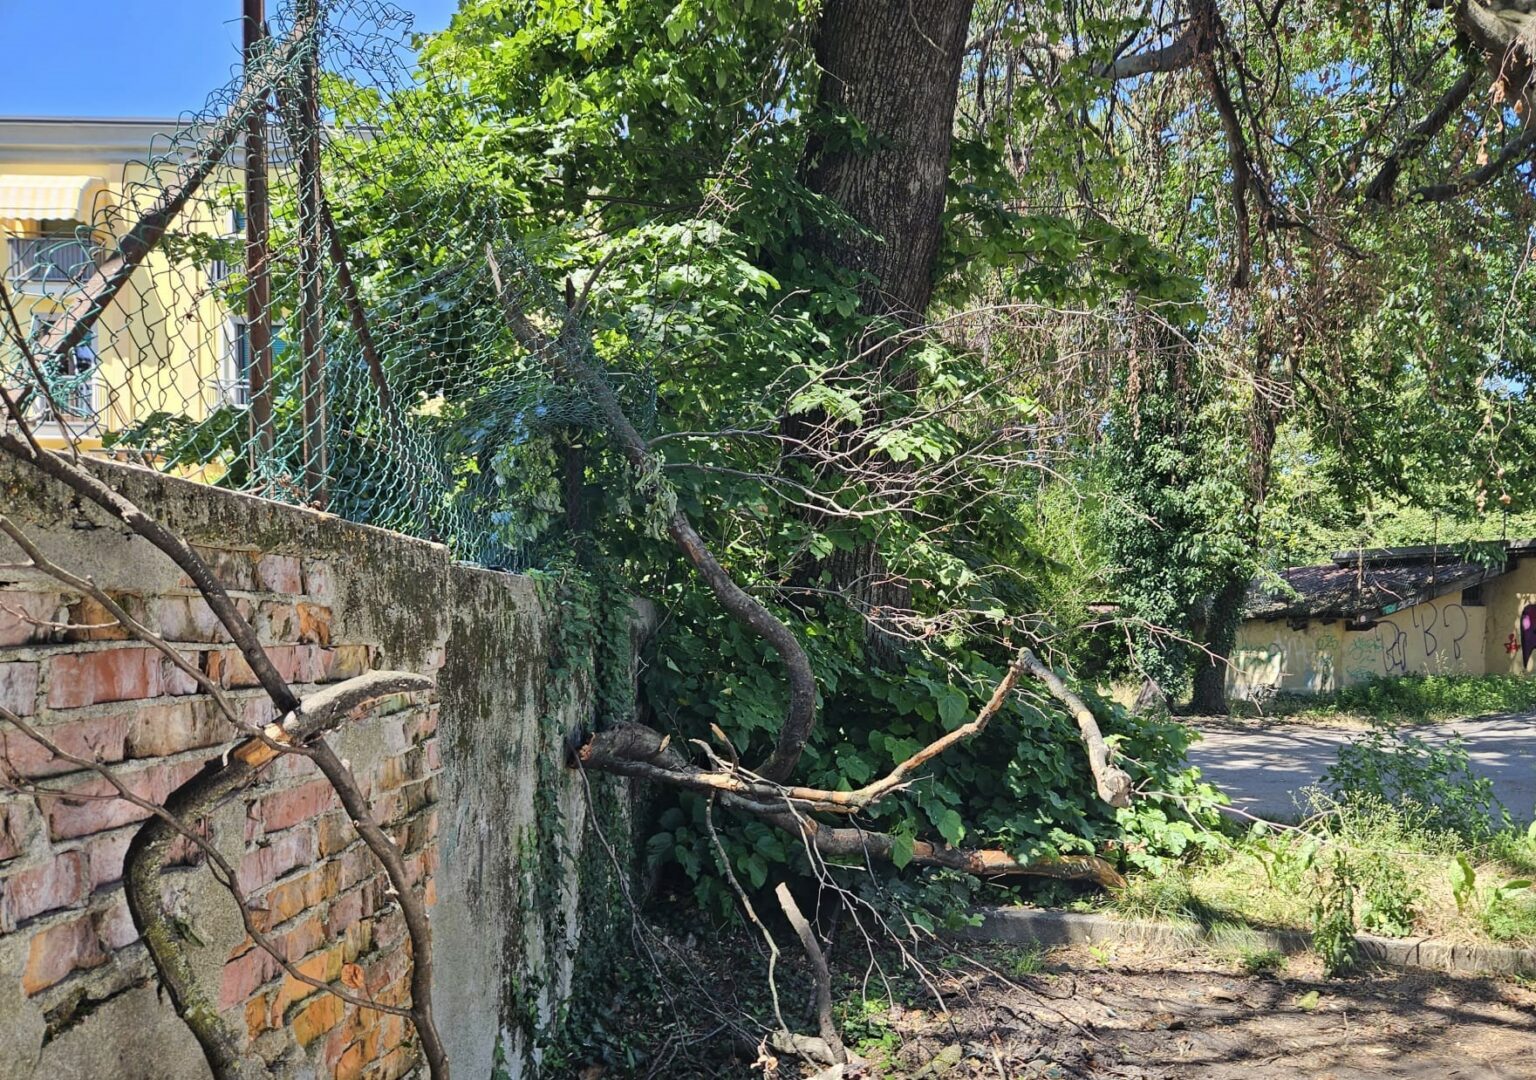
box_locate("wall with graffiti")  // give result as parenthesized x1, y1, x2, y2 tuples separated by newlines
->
(1484, 557, 1536, 677)
(1229, 591, 1487, 699)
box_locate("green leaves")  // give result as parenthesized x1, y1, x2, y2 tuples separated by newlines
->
(935, 686, 969, 729)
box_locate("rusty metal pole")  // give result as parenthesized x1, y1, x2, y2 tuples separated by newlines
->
(295, 0, 327, 507)
(243, 0, 275, 456)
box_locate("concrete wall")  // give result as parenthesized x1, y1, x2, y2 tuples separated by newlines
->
(1484, 556, 1536, 678)
(1230, 588, 1489, 698)
(0, 457, 631, 1079)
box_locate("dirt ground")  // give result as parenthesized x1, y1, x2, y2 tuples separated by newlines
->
(846, 942, 1536, 1079)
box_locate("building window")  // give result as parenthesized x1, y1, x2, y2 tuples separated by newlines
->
(28, 314, 97, 418)
(1462, 582, 1486, 607)
(221, 319, 252, 406)
(7, 222, 98, 289)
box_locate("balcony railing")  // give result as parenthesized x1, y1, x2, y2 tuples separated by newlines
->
(7, 235, 101, 289)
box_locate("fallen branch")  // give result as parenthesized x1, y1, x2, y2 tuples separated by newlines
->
(125, 671, 432, 1080)
(775, 884, 847, 1065)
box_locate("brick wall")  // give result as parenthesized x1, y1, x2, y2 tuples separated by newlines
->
(0, 458, 630, 1079)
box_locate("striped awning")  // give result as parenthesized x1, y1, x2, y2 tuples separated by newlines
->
(0, 174, 110, 230)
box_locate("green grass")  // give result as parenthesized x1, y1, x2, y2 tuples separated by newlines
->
(1105, 797, 1536, 963)
(1238, 674, 1536, 724)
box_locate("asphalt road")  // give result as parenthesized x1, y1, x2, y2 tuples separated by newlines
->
(1184, 714, 1535, 824)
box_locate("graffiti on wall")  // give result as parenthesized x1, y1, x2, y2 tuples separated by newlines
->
(1523, 604, 1536, 668)
(1357, 603, 1470, 678)
(1345, 634, 1385, 682)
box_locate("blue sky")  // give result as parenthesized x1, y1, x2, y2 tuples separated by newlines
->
(0, 1, 461, 118)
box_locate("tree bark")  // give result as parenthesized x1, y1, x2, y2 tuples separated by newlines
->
(1187, 569, 1249, 715)
(803, 0, 975, 326)
(787, 0, 975, 647)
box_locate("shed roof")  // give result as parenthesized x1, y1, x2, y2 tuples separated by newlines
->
(1243, 540, 1532, 622)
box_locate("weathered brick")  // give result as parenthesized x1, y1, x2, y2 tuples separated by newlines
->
(0, 851, 89, 928)
(84, 825, 137, 888)
(316, 809, 354, 858)
(258, 601, 335, 648)
(0, 661, 40, 716)
(220, 939, 280, 1009)
(274, 944, 344, 1014)
(95, 896, 139, 949)
(335, 1041, 367, 1080)
(259, 602, 300, 643)
(63, 594, 132, 642)
(0, 592, 63, 646)
(255, 554, 304, 596)
(47, 649, 160, 709)
(316, 644, 371, 683)
(0, 712, 131, 778)
(368, 1045, 418, 1080)
(253, 864, 330, 931)
(363, 945, 408, 996)
(340, 917, 374, 965)
(301, 559, 334, 600)
(0, 802, 32, 861)
(42, 758, 203, 840)
(208, 645, 305, 690)
(245, 991, 273, 1040)
(22, 913, 108, 994)
(398, 809, 438, 857)
(125, 699, 229, 758)
(250, 779, 335, 837)
(188, 546, 257, 591)
(296, 603, 333, 646)
(325, 886, 367, 938)
(256, 555, 302, 595)
(293, 990, 345, 1047)
(143, 596, 229, 643)
(268, 911, 326, 963)
(423, 737, 441, 773)
(237, 827, 317, 894)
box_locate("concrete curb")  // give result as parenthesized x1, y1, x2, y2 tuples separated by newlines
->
(959, 908, 1536, 978)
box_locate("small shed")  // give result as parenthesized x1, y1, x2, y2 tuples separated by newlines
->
(1230, 540, 1536, 698)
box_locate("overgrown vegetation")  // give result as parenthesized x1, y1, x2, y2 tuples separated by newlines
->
(1102, 735, 1536, 966)
(1241, 675, 1536, 725)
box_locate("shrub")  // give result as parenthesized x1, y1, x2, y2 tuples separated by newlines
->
(1322, 731, 1510, 844)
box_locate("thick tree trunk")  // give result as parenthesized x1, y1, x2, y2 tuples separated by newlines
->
(1187, 568, 1249, 715)
(787, 0, 975, 649)
(803, 0, 974, 326)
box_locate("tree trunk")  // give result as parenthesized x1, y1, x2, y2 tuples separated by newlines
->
(803, 0, 974, 327)
(786, 0, 975, 651)
(1187, 568, 1249, 715)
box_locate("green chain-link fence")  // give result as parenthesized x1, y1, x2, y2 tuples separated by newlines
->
(1, 0, 619, 570)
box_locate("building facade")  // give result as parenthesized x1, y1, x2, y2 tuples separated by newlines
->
(1230, 541, 1536, 698)
(0, 117, 248, 454)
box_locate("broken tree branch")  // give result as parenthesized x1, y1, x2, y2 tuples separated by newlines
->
(125, 671, 433, 1080)
(775, 884, 847, 1065)
(487, 245, 818, 783)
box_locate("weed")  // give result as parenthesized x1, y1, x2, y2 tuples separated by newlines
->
(836, 997, 899, 1059)
(1087, 942, 1117, 965)
(1111, 868, 1197, 921)
(1001, 944, 1047, 977)
(1323, 732, 1510, 844)
(1238, 948, 1286, 976)
(1247, 674, 1536, 724)
(1357, 852, 1418, 937)
(1312, 852, 1357, 976)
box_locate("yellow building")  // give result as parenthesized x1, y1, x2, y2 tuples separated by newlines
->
(0, 116, 249, 454)
(1231, 540, 1536, 698)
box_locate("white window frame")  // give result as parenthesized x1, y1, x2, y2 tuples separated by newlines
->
(219, 317, 252, 407)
